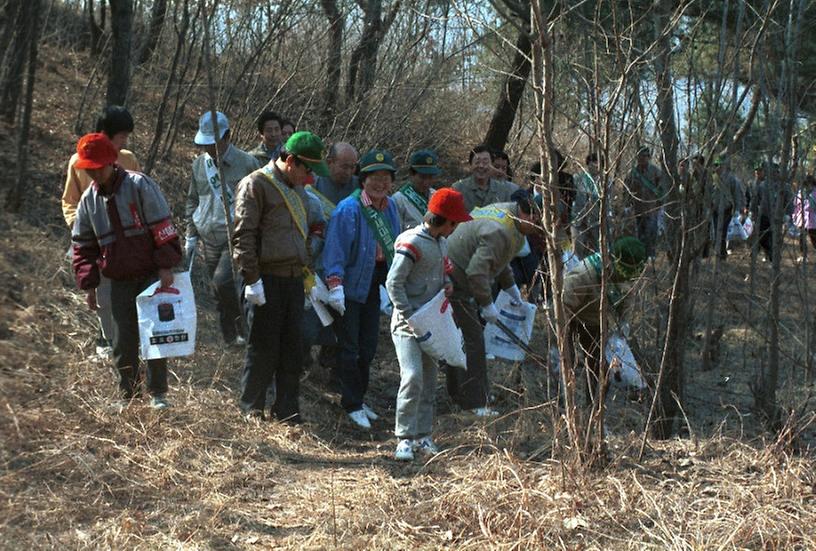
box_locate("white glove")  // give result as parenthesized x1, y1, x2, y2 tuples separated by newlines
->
(480, 302, 499, 324)
(244, 278, 266, 306)
(328, 285, 346, 316)
(505, 284, 523, 305)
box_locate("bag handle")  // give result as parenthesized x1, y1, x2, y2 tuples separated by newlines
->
(151, 286, 180, 297)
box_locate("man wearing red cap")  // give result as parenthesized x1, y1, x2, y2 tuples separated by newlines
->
(71, 133, 182, 409)
(385, 188, 472, 461)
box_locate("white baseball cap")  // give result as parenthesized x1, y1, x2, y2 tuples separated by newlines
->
(194, 111, 229, 145)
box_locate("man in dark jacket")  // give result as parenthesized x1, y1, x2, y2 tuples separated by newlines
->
(72, 133, 182, 409)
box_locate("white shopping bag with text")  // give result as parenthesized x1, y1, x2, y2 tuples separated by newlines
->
(137, 271, 196, 360)
(484, 290, 537, 361)
(407, 289, 467, 368)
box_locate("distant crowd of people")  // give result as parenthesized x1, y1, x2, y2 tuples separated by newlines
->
(62, 104, 810, 460)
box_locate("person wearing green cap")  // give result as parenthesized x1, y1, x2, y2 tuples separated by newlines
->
(624, 146, 667, 257)
(232, 130, 330, 423)
(708, 158, 745, 258)
(749, 160, 793, 262)
(322, 148, 402, 430)
(392, 149, 441, 231)
(562, 236, 646, 404)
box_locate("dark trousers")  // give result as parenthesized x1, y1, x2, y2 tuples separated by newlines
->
(332, 263, 386, 412)
(239, 274, 304, 421)
(110, 277, 168, 398)
(446, 295, 489, 410)
(635, 212, 659, 258)
(757, 215, 773, 260)
(800, 229, 816, 255)
(705, 207, 732, 258)
(203, 239, 243, 343)
(569, 320, 603, 405)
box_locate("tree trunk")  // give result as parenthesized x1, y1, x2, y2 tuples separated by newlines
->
(143, 0, 188, 174)
(346, 0, 400, 103)
(87, 0, 106, 56)
(0, 1, 29, 123)
(484, 28, 532, 153)
(138, 0, 166, 65)
(106, 0, 133, 106)
(321, 0, 344, 125)
(6, 0, 41, 212)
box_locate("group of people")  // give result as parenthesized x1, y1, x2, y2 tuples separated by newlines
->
(84, 104, 816, 459)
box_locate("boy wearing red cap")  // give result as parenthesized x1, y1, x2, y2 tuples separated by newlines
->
(385, 188, 472, 461)
(71, 133, 182, 409)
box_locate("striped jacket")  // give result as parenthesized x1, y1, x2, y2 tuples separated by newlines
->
(72, 167, 181, 290)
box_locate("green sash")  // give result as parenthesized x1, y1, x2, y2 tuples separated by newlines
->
(352, 188, 396, 265)
(471, 205, 524, 255)
(580, 172, 599, 197)
(305, 184, 336, 219)
(633, 168, 661, 198)
(259, 167, 308, 240)
(399, 182, 429, 216)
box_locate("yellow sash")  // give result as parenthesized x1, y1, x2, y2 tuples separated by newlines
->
(305, 184, 336, 219)
(471, 205, 524, 254)
(259, 167, 308, 240)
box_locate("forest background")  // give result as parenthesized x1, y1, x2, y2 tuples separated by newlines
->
(3, 0, 816, 548)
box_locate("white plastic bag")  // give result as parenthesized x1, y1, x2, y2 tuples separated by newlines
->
(727, 215, 753, 242)
(137, 271, 196, 360)
(604, 333, 646, 390)
(407, 289, 466, 368)
(563, 249, 581, 273)
(484, 290, 537, 361)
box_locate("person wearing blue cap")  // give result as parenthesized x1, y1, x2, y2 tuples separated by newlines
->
(185, 110, 260, 346)
(392, 149, 441, 231)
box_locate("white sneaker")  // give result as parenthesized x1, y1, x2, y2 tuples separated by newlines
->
(348, 409, 371, 429)
(415, 436, 439, 456)
(235, 335, 247, 346)
(485, 353, 496, 360)
(362, 403, 379, 421)
(150, 394, 171, 410)
(394, 439, 415, 461)
(471, 407, 499, 417)
(94, 345, 113, 359)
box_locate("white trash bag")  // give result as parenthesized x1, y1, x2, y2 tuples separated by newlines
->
(605, 333, 646, 390)
(484, 290, 537, 362)
(137, 271, 197, 360)
(407, 289, 466, 368)
(727, 215, 753, 242)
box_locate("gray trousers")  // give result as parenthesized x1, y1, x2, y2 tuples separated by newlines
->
(202, 238, 243, 343)
(393, 332, 438, 438)
(69, 246, 114, 342)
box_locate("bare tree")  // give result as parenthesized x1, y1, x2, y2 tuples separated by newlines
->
(106, 0, 133, 106)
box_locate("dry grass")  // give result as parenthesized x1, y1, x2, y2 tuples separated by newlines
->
(2, 215, 816, 550)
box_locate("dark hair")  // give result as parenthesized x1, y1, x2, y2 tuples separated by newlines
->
(468, 143, 493, 164)
(256, 111, 282, 133)
(586, 153, 598, 164)
(277, 147, 304, 168)
(493, 149, 513, 178)
(281, 119, 295, 131)
(529, 161, 542, 181)
(511, 188, 539, 216)
(95, 105, 134, 137)
(423, 211, 448, 227)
